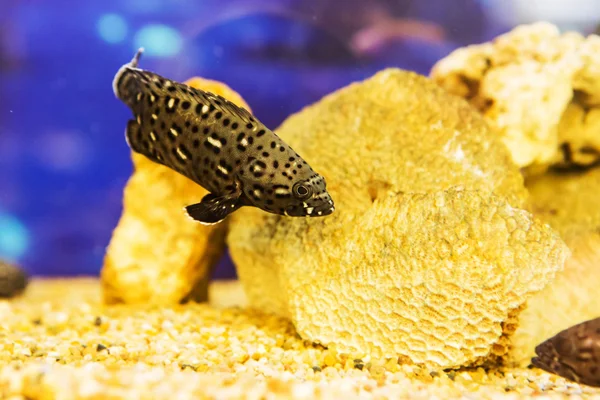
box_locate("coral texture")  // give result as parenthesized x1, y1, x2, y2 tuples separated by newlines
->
(510, 168, 600, 365)
(227, 69, 569, 368)
(430, 22, 600, 170)
(101, 78, 251, 305)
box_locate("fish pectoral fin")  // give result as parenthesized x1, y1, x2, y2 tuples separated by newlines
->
(184, 192, 242, 225)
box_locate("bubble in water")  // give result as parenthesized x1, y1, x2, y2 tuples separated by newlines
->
(0, 212, 29, 262)
(97, 13, 128, 44)
(133, 24, 183, 57)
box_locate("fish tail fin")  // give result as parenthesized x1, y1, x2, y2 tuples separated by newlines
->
(112, 47, 145, 102)
(130, 47, 144, 68)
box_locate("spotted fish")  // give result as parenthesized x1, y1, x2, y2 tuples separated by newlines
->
(113, 48, 335, 225)
(531, 317, 600, 388)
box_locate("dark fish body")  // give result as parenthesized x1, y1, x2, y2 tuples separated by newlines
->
(113, 48, 334, 225)
(532, 317, 600, 388)
(0, 260, 28, 298)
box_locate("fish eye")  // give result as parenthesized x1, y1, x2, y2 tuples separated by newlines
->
(292, 183, 312, 199)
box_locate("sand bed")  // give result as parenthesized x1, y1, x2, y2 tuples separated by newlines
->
(0, 279, 598, 399)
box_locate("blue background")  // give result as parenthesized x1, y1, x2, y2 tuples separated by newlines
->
(0, 0, 598, 278)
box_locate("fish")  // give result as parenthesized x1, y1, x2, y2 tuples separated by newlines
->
(112, 48, 335, 225)
(531, 317, 600, 388)
(0, 260, 28, 298)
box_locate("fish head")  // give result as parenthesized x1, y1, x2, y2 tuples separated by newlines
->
(282, 173, 335, 217)
(243, 168, 335, 218)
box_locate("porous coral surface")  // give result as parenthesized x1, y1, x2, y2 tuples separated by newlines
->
(431, 22, 600, 170)
(227, 69, 569, 368)
(101, 78, 251, 305)
(2, 279, 599, 399)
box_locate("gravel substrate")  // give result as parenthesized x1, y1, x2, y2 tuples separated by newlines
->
(1, 279, 599, 399)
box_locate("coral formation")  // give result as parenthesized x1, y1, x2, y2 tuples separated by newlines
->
(227, 69, 569, 368)
(430, 22, 600, 170)
(3, 279, 599, 399)
(509, 167, 600, 365)
(101, 78, 252, 305)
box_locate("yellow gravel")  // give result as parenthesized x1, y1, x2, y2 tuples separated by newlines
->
(1, 279, 599, 399)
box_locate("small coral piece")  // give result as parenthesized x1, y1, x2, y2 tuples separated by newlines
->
(510, 167, 600, 365)
(101, 78, 252, 305)
(532, 317, 600, 388)
(525, 167, 600, 242)
(227, 69, 569, 368)
(431, 22, 600, 170)
(0, 260, 28, 298)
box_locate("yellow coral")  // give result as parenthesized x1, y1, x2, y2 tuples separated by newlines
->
(227, 69, 568, 368)
(431, 22, 600, 170)
(101, 78, 252, 305)
(525, 167, 600, 241)
(510, 167, 600, 365)
(553, 101, 600, 168)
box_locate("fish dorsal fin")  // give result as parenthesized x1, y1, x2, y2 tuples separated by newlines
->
(184, 86, 257, 126)
(114, 48, 260, 128)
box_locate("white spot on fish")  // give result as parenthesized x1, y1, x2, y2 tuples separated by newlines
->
(136, 115, 141, 124)
(169, 128, 179, 137)
(176, 148, 188, 160)
(217, 165, 228, 175)
(275, 188, 289, 195)
(201, 105, 209, 114)
(207, 137, 222, 148)
(167, 98, 175, 109)
(302, 202, 308, 208)
(317, 211, 323, 216)
(150, 95, 155, 103)
(240, 138, 248, 146)
(306, 207, 314, 215)
(152, 114, 158, 120)
(136, 93, 142, 101)
(253, 189, 262, 198)
(150, 131, 157, 141)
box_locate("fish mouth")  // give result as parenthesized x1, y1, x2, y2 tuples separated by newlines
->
(311, 194, 335, 217)
(284, 199, 335, 218)
(311, 203, 335, 217)
(304, 197, 335, 217)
